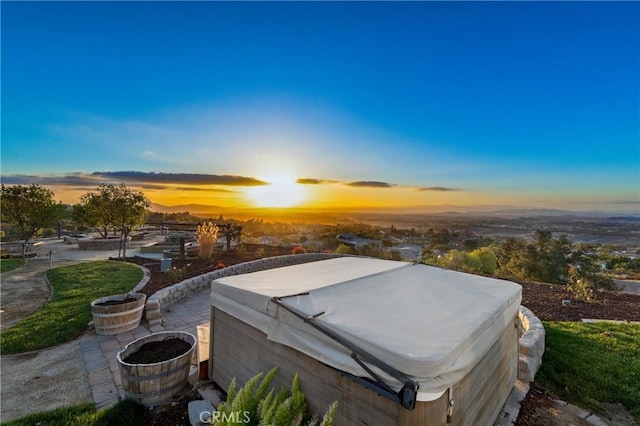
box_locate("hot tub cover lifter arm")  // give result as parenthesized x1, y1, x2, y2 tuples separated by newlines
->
(272, 294, 419, 410)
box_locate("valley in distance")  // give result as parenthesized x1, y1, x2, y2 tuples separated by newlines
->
(150, 202, 640, 247)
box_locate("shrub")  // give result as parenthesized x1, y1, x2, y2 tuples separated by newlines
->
(164, 266, 186, 283)
(291, 246, 307, 255)
(334, 244, 357, 255)
(568, 266, 617, 302)
(197, 222, 219, 260)
(212, 367, 337, 426)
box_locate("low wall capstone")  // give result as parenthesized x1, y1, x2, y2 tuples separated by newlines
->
(518, 305, 545, 382)
(145, 253, 349, 328)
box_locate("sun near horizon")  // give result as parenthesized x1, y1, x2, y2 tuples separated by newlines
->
(245, 174, 307, 208)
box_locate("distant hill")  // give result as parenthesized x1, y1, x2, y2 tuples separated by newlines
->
(148, 202, 640, 221)
(605, 216, 640, 223)
(150, 203, 224, 215)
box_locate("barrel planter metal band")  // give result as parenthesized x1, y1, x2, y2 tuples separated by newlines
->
(91, 293, 147, 335)
(117, 331, 197, 407)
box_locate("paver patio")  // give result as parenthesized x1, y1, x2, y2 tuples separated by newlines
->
(79, 286, 211, 409)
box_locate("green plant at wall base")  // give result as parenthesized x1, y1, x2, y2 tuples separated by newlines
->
(164, 266, 186, 283)
(212, 367, 337, 426)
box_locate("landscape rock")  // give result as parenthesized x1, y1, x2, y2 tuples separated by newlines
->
(188, 400, 214, 426)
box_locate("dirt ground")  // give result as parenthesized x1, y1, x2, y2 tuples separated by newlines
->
(0, 339, 93, 422)
(514, 385, 637, 426)
(0, 259, 56, 331)
(519, 279, 640, 322)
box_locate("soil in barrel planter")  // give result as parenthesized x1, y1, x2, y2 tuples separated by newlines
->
(96, 297, 138, 306)
(123, 338, 192, 364)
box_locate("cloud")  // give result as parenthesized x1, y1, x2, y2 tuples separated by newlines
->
(91, 171, 267, 186)
(0, 173, 103, 187)
(296, 178, 395, 188)
(1, 171, 267, 189)
(174, 187, 236, 193)
(416, 186, 459, 192)
(345, 181, 395, 188)
(296, 178, 338, 185)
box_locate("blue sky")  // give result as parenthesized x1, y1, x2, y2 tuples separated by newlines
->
(2, 1, 639, 210)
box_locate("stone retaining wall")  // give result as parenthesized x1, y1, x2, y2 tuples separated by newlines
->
(145, 253, 348, 328)
(78, 238, 126, 251)
(146, 255, 547, 384)
(518, 305, 545, 382)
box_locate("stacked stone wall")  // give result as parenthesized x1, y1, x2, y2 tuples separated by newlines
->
(145, 253, 349, 327)
(518, 306, 545, 382)
(78, 238, 125, 250)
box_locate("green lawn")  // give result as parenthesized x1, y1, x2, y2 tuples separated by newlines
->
(1, 400, 145, 426)
(0, 261, 143, 354)
(0, 258, 25, 273)
(537, 321, 640, 421)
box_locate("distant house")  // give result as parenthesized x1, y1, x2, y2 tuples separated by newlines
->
(390, 245, 423, 262)
(336, 233, 382, 249)
(259, 236, 280, 245)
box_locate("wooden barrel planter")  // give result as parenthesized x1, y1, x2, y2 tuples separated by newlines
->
(117, 331, 197, 407)
(91, 293, 146, 335)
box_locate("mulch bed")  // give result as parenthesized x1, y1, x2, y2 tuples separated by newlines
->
(95, 297, 138, 306)
(519, 280, 640, 322)
(514, 385, 563, 426)
(122, 338, 192, 364)
(120, 244, 294, 297)
(117, 248, 639, 425)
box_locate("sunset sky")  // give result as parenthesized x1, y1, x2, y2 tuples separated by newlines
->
(2, 2, 639, 212)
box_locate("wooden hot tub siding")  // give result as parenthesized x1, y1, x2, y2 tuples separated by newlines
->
(209, 307, 517, 426)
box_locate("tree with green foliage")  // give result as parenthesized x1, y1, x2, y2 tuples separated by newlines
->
(437, 247, 497, 275)
(438, 249, 467, 271)
(50, 202, 72, 238)
(0, 184, 63, 258)
(73, 184, 150, 257)
(469, 247, 498, 274)
(497, 232, 571, 284)
(568, 250, 617, 301)
(109, 185, 150, 258)
(72, 187, 115, 239)
(533, 231, 572, 284)
(607, 256, 640, 272)
(428, 228, 451, 249)
(421, 247, 438, 265)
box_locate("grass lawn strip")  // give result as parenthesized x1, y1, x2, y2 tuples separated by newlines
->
(0, 261, 142, 354)
(1, 400, 145, 426)
(0, 258, 25, 274)
(537, 321, 640, 420)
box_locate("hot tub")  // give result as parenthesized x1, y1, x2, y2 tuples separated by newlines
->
(209, 257, 521, 425)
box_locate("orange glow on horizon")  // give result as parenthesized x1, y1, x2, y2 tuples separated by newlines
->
(245, 175, 307, 208)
